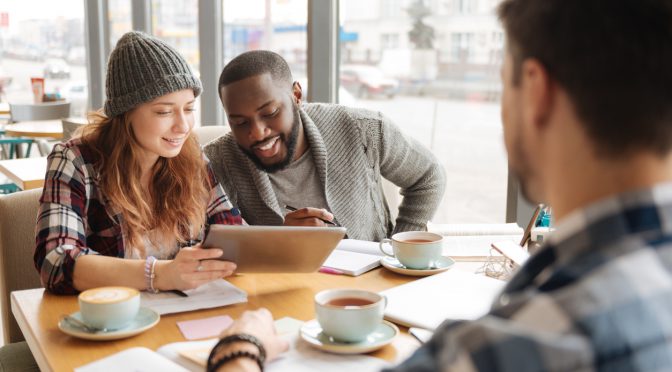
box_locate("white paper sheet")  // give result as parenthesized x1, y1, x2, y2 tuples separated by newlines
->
(75, 347, 189, 372)
(141, 279, 247, 315)
(381, 269, 506, 330)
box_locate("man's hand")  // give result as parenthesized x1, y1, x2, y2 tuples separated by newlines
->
(283, 207, 334, 227)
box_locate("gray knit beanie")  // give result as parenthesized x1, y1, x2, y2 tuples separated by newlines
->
(104, 31, 202, 117)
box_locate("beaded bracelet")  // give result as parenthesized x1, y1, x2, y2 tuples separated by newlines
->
(144, 256, 159, 293)
(207, 333, 266, 372)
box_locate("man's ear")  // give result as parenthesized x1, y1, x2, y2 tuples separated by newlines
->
(292, 81, 303, 104)
(521, 59, 554, 130)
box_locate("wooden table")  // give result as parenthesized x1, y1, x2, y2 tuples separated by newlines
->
(12, 269, 426, 371)
(4, 120, 63, 139)
(0, 157, 47, 190)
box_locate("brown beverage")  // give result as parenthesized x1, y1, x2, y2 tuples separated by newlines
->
(326, 297, 375, 307)
(401, 239, 433, 243)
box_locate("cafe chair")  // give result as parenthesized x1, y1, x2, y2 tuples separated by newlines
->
(61, 118, 87, 140)
(0, 189, 43, 344)
(9, 102, 71, 122)
(0, 341, 38, 372)
(193, 125, 228, 146)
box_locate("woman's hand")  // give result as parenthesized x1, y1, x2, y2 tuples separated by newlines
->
(155, 245, 237, 290)
(212, 308, 289, 371)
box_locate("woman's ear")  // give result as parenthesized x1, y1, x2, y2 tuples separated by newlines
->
(292, 81, 303, 104)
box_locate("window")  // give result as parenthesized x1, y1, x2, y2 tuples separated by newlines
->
(381, 33, 399, 49)
(152, 0, 200, 123)
(0, 0, 87, 116)
(108, 0, 132, 48)
(222, 0, 308, 81)
(340, 0, 507, 223)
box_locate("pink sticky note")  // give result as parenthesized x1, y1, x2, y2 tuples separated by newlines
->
(177, 315, 234, 340)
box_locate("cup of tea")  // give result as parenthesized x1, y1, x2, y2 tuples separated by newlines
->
(379, 231, 443, 269)
(314, 289, 386, 343)
(78, 286, 140, 330)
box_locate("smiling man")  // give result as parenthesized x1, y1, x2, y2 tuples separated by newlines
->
(204, 51, 445, 241)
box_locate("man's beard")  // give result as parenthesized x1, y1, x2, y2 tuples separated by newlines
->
(239, 103, 301, 174)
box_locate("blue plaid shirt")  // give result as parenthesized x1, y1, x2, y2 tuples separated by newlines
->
(390, 184, 672, 371)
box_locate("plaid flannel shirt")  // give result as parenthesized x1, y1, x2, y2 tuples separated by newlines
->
(34, 139, 242, 294)
(390, 183, 672, 371)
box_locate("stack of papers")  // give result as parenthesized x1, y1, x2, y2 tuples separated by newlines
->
(141, 279, 247, 315)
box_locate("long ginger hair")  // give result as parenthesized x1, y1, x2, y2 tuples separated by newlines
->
(80, 111, 211, 256)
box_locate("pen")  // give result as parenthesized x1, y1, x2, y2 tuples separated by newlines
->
(284, 205, 340, 227)
(170, 290, 188, 297)
(319, 267, 345, 275)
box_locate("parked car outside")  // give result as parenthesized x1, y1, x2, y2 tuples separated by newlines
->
(61, 81, 88, 116)
(43, 58, 71, 79)
(340, 65, 399, 99)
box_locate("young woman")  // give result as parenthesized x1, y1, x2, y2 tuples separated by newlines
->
(34, 31, 242, 295)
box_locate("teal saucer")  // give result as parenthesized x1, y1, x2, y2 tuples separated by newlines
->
(300, 319, 398, 354)
(58, 307, 160, 341)
(380, 256, 455, 276)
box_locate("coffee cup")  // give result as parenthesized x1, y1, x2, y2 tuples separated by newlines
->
(379, 231, 443, 269)
(78, 286, 140, 330)
(314, 289, 386, 343)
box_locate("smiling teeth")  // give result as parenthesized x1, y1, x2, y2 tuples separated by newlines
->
(257, 137, 278, 151)
(164, 137, 184, 143)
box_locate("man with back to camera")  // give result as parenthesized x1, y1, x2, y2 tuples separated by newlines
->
(205, 0, 672, 370)
(204, 50, 445, 241)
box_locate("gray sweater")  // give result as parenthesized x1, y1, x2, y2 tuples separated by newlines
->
(204, 103, 446, 242)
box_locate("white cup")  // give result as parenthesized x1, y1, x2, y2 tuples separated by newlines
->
(78, 286, 140, 330)
(314, 289, 386, 343)
(379, 231, 443, 269)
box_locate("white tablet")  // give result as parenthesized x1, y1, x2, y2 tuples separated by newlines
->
(202, 225, 347, 273)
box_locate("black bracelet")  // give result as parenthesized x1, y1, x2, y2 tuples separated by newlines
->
(209, 350, 263, 372)
(207, 333, 266, 372)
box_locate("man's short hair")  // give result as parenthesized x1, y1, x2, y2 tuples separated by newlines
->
(218, 50, 293, 96)
(499, 0, 672, 157)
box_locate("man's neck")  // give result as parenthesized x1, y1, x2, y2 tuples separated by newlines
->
(546, 152, 672, 222)
(291, 120, 309, 162)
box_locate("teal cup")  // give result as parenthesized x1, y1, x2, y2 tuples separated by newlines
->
(78, 287, 140, 330)
(315, 289, 387, 343)
(379, 231, 443, 269)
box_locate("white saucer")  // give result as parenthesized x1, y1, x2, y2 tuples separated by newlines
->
(380, 256, 455, 276)
(300, 319, 398, 354)
(58, 307, 160, 341)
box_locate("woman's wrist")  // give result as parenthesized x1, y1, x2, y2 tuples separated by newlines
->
(152, 260, 172, 291)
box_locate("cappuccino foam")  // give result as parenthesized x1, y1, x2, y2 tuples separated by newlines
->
(80, 287, 138, 304)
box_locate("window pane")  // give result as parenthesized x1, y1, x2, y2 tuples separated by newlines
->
(340, 0, 507, 223)
(109, 0, 132, 48)
(151, 0, 200, 124)
(222, 0, 307, 85)
(0, 0, 88, 116)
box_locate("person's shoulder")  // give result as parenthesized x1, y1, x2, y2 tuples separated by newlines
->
(203, 132, 237, 157)
(51, 137, 97, 165)
(304, 102, 380, 122)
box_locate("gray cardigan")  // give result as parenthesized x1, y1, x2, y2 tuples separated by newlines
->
(204, 103, 445, 242)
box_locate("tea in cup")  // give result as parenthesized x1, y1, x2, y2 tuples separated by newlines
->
(314, 289, 386, 343)
(379, 231, 443, 269)
(78, 286, 140, 331)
